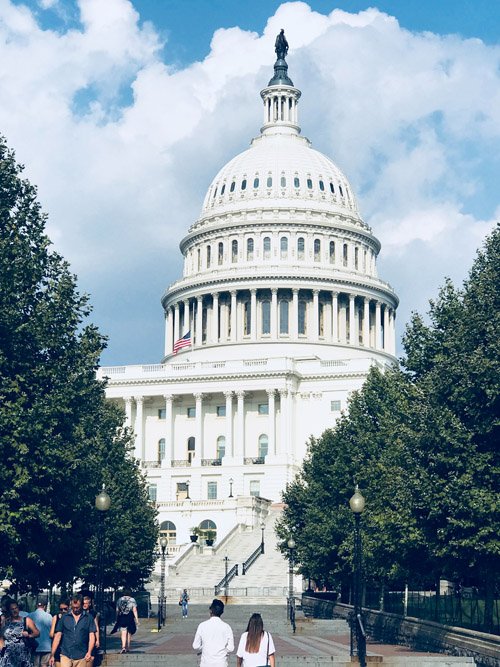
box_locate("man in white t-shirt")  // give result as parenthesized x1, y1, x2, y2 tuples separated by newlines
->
(192, 599, 234, 667)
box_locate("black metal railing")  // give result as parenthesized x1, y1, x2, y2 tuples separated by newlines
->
(242, 543, 264, 575)
(214, 564, 239, 595)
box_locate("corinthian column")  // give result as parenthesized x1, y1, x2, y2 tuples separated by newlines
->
(267, 389, 276, 455)
(224, 391, 233, 457)
(193, 393, 204, 466)
(250, 289, 257, 340)
(164, 394, 174, 467)
(230, 290, 237, 342)
(271, 289, 278, 337)
(134, 396, 144, 460)
(212, 292, 219, 343)
(235, 390, 245, 460)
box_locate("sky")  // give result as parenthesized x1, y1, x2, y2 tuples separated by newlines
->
(1, 0, 499, 366)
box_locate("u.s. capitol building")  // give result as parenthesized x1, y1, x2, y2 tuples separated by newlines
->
(99, 40, 398, 552)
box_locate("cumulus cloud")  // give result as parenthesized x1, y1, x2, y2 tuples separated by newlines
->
(0, 0, 498, 363)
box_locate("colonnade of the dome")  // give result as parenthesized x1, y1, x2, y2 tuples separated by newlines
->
(163, 286, 396, 358)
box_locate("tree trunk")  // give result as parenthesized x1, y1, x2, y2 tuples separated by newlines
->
(484, 577, 494, 633)
(379, 581, 385, 611)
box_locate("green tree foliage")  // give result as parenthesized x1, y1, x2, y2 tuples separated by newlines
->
(278, 225, 499, 619)
(0, 137, 158, 592)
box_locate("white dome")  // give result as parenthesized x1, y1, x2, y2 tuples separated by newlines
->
(201, 131, 359, 219)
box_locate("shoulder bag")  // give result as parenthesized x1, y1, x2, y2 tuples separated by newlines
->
(257, 631, 270, 667)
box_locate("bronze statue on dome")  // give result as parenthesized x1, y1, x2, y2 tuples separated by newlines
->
(275, 29, 289, 60)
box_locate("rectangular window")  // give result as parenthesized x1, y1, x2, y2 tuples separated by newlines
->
(176, 482, 188, 500)
(261, 301, 271, 335)
(207, 481, 218, 500)
(250, 480, 260, 497)
(187, 406, 196, 418)
(216, 405, 226, 417)
(258, 403, 269, 415)
(148, 484, 157, 502)
(331, 400, 341, 412)
(158, 408, 166, 419)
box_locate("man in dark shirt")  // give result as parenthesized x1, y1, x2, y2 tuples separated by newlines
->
(49, 595, 95, 667)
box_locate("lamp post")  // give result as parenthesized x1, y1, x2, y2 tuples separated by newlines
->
(223, 555, 229, 602)
(287, 537, 296, 629)
(229, 478, 234, 498)
(185, 480, 190, 499)
(158, 537, 168, 630)
(349, 485, 366, 667)
(260, 522, 265, 554)
(95, 484, 111, 655)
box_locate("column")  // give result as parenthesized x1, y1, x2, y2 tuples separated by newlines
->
(183, 298, 190, 336)
(164, 308, 173, 357)
(271, 288, 278, 337)
(383, 304, 390, 352)
(349, 294, 356, 345)
(363, 298, 370, 347)
(134, 396, 144, 460)
(278, 389, 288, 456)
(124, 397, 133, 428)
(375, 301, 382, 349)
(291, 289, 299, 339)
(339, 298, 347, 343)
(332, 292, 339, 343)
(224, 391, 233, 457)
(235, 390, 245, 460)
(220, 300, 228, 341)
(267, 389, 276, 455)
(165, 394, 174, 466)
(173, 303, 180, 343)
(230, 290, 237, 342)
(312, 290, 319, 340)
(212, 292, 219, 343)
(194, 393, 204, 465)
(196, 296, 203, 346)
(250, 289, 257, 340)
(390, 309, 396, 355)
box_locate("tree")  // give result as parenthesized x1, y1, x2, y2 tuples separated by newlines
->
(0, 136, 158, 592)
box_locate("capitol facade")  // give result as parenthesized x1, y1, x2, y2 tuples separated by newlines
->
(99, 45, 398, 552)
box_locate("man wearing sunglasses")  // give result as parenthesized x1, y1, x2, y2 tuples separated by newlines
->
(50, 596, 96, 667)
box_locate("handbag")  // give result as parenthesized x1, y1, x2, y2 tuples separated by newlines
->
(23, 618, 39, 653)
(178, 601, 182, 606)
(256, 631, 270, 667)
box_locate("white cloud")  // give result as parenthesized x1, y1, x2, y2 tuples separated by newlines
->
(0, 0, 498, 363)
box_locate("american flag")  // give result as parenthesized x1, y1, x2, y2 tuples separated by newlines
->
(173, 331, 192, 354)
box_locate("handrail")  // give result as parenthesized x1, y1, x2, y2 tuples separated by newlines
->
(214, 564, 239, 595)
(242, 543, 264, 575)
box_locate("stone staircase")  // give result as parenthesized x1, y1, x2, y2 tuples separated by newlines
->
(164, 506, 292, 603)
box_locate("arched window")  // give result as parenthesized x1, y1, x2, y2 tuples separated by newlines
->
(216, 435, 226, 460)
(319, 180, 325, 191)
(221, 183, 226, 195)
(197, 248, 201, 272)
(213, 186, 217, 199)
(266, 176, 272, 188)
(294, 176, 300, 188)
(199, 519, 217, 543)
(307, 178, 313, 189)
(230, 181, 235, 193)
(232, 239, 238, 263)
(339, 184, 344, 197)
(329, 241, 335, 264)
(247, 238, 254, 261)
(280, 236, 288, 259)
(279, 300, 289, 334)
(298, 300, 307, 335)
(187, 436, 195, 463)
(330, 182, 335, 194)
(297, 237, 305, 260)
(241, 179, 247, 190)
(354, 246, 359, 270)
(343, 243, 348, 267)
(253, 177, 259, 188)
(319, 302, 324, 336)
(158, 438, 166, 462)
(207, 245, 211, 268)
(258, 434, 269, 458)
(160, 520, 176, 544)
(280, 176, 286, 187)
(218, 242, 223, 266)
(244, 301, 250, 335)
(263, 236, 271, 259)
(261, 300, 271, 335)
(314, 239, 321, 261)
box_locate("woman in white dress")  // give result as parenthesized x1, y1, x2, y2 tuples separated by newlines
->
(236, 613, 275, 667)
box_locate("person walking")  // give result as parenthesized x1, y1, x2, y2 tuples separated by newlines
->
(236, 613, 275, 667)
(192, 599, 233, 667)
(48, 602, 69, 667)
(49, 595, 95, 667)
(179, 590, 189, 619)
(114, 591, 138, 654)
(81, 598, 99, 664)
(28, 602, 52, 667)
(0, 599, 40, 667)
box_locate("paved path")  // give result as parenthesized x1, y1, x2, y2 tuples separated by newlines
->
(104, 603, 442, 661)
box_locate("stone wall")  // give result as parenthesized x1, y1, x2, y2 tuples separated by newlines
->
(302, 595, 500, 667)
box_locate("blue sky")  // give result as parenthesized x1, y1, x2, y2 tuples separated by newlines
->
(2, 0, 499, 365)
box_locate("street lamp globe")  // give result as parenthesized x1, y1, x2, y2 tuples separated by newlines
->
(95, 484, 111, 512)
(160, 536, 168, 550)
(349, 485, 365, 514)
(287, 537, 296, 550)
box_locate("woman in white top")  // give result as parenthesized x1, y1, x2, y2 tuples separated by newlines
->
(236, 613, 276, 667)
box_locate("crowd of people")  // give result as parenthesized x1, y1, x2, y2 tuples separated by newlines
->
(1, 593, 275, 667)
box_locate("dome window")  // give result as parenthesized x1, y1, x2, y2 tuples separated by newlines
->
(314, 239, 321, 261)
(232, 239, 238, 263)
(297, 237, 305, 260)
(355, 247, 359, 270)
(241, 179, 247, 190)
(263, 236, 271, 259)
(343, 243, 348, 267)
(218, 242, 224, 266)
(253, 177, 259, 188)
(247, 238, 254, 261)
(244, 301, 251, 336)
(330, 182, 335, 194)
(280, 176, 286, 188)
(279, 300, 289, 334)
(298, 300, 307, 335)
(294, 177, 300, 188)
(207, 245, 211, 268)
(261, 301, 271, 335)
(329, 241, 335, 264)
(230, 181, 236, 193)
(339, 184, 344, 197)
(280, 236, 288, 259)
(267, 176, 273, 188)
(307, 178, 313, 190)
(319, 180, 325, 191)
(213, 186, 218, 199)
(221, 184, 226, 195)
